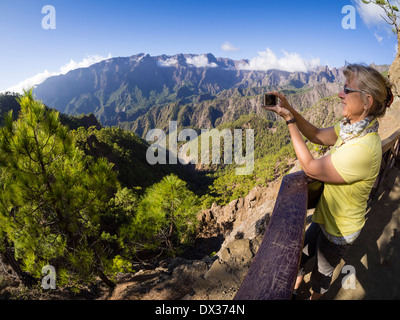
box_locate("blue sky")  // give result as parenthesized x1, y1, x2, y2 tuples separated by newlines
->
(0, 0, 397, 92)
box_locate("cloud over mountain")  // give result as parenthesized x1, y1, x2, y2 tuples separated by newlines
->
(4, 53, 112, 94)
(157, 58, 179, 67)
(238, 48, 320, 73)
(186, 55, 218, 68)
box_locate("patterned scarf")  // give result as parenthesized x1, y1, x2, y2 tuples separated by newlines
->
(339, 116, 379, 145)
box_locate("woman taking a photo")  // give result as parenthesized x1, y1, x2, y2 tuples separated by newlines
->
(262, 64, 394, 300)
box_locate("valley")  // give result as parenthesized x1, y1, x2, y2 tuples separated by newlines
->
(0, 53, 394, 300)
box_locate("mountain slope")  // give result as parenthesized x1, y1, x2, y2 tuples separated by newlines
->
(0, 93, 204, 194)
(33, 53, 348, 133)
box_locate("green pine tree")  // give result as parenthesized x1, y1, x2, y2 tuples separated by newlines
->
(0, 90, 118, 288)
(127, 174, 200, 257)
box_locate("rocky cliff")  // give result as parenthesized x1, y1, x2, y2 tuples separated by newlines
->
(102, 179, 282, 300)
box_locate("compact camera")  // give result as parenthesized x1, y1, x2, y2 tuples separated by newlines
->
(263, 94, 277, 106)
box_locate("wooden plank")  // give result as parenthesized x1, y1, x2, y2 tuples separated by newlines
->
(234, 171, 308, 300)
(382, 128, 400, 154)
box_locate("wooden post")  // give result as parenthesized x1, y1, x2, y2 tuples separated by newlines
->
(234, 171, 308, 300)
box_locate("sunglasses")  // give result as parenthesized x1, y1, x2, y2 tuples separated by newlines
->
(343, 86, 368, 95)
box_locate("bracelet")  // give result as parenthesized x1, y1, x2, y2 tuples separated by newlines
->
(286, 118, 296, 125)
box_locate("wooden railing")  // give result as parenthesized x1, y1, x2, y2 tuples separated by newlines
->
(370, 129, 400, 202)
(234, 128, 400, 300)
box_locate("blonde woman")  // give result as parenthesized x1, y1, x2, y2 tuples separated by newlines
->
(263, 64, 394, 300)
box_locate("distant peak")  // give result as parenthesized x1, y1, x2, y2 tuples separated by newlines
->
(129, 53, 148, 61)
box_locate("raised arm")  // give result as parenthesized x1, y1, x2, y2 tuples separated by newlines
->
(271, 92, 338, 147)
(262, 92, 345, 184)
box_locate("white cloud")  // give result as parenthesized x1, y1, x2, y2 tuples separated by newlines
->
(186, 55, 217, 68)
(374, 32, 383, 42)
(4, 70, 54, 94)
(352, 0, 387, 26)
(4, 53, 112, 94)
(157, 58, 178, 67)
(221, 41, 240, 52)
(238, 48, 320, 73)
(59, 54, 112, 74)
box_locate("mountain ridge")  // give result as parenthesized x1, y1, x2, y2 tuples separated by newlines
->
(32, 53, 344, 119)
(32, 53, 389, 140)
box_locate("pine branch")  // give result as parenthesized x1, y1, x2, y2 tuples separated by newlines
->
(363, 0, 400, 32)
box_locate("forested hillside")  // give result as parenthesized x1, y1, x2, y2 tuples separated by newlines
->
(0, 92, 202, 291)
(0, 61, 384, 297)
(0, 81, 344, 291)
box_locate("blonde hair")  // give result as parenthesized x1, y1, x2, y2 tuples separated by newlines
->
(343, 64, 393, 118)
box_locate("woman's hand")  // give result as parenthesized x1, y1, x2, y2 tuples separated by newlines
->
(260, 92, 345, 184)
(261, 91, 293, 121)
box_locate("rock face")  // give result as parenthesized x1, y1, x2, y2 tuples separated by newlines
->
(389, 56, 400, 97)
(104, 180, 282, 300)
(197, 183, 280, 256)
